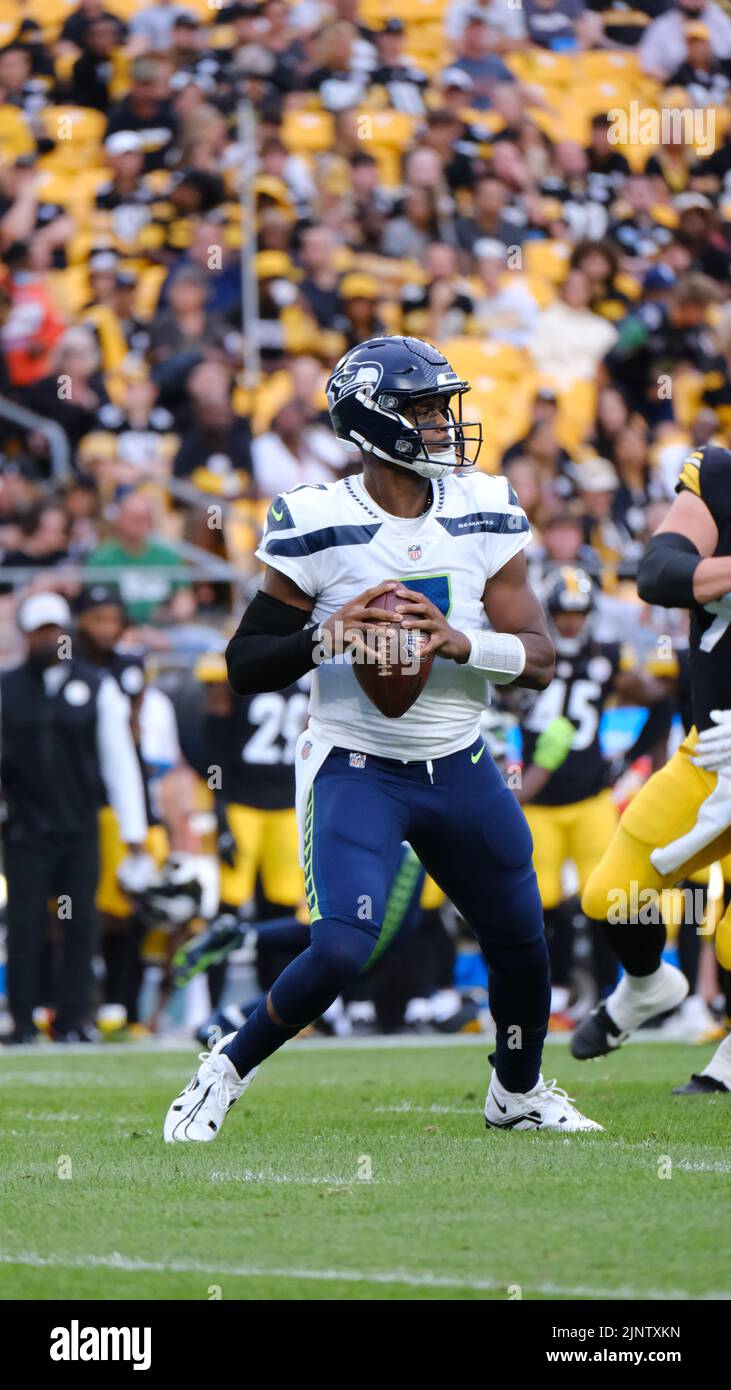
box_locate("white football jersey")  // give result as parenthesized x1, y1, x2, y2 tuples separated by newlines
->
(255, 470, 531, 761)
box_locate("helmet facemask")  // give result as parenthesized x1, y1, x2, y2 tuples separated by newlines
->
(350, 386, 482, 479)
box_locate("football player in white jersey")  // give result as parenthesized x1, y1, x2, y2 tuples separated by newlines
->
(164, 335, 602, 1141)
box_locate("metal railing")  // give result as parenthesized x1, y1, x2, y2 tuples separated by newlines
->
(0, 395, 72, 479)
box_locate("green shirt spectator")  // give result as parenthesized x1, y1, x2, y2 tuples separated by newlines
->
(86, 491, 193, 624)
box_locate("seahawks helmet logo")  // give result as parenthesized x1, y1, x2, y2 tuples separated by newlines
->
(326, 359, 384, 407)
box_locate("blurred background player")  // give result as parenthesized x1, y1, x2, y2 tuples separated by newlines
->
(573, 444, 731, 1095)
(520, 566, 667, 1025)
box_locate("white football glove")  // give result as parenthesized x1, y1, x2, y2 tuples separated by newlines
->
(692, 709, 731, 772)
(117, 852, 157, 895)
(699, 592, 731, 653)
(650, 766, 731, 877)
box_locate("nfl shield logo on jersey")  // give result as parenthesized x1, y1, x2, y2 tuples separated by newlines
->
(349, 751, 367, 769)
(407, 544, 422, 562)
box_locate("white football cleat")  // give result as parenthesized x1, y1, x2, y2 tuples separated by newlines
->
(484, 1070, 603, 1132)
(163, 1032, 257, 1143)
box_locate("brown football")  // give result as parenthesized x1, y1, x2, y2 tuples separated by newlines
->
(353, 587, 433, 718)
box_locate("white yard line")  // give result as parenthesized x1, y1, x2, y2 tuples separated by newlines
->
(0, 1250, 727, 1300)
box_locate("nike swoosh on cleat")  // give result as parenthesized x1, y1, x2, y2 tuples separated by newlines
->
(471, 746, 486, 765)
(493, 1097, 507, 1113)
(271, 505, 284, 521)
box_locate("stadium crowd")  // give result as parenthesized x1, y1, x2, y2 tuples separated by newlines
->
(1, 0, 731, 1044)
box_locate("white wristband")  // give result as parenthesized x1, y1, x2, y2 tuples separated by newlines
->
(463, 629, 526, 684)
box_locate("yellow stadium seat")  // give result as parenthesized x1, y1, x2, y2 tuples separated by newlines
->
(575, 50, 642, 84)
(356, 109, 416, 151)
(0, 105, 34, 160)
(0, 0, 18, 46)
(360, 0, 449, 22)
(280, 110, 334, 153)
(37, 106, 106, 169)
(555, 380, 597, 453)
(106, 0, 146, 19)
(27, 0, 78, 42)
(523, 239, 571, 286)
(47, 265, 91, 317)
(522, 274, 557, 310)
(135, 265, 168, 319)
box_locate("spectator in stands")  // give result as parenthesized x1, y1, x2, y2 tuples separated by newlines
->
(65, 14, 120, 111)
(639, 0, 731, 79)
(452, 12, 516, 108)
(672, 194, 731, 284)
(369, 19, 428, 114)
(541, 507, 599, 576)
(0, 240, 66, 390)
(380, 186, 453, 261)
(0, 42, 36, 114)
(22, 326, 111, 462)
(173, 359, 253, 495)
(605, 270, 723, 419)
(297, 224, 341, 328)
(148, 267, 231, 369)
(668, 20, 731, 106)
(106, 56, 179, 172)
(0, 500, 70, 593)
(402, 242, 475, 340)
(334, 273, 385, 350)
(446, 0, 528, 46)
(303, 21, 369, 111)
(58, 0, 126, 52)
(86, 489, 194, 624)
(530, 268, 618, 388)
(252, 397, 347, 494)
(456, 174, 526, 254)
(471, 237, 539, 346)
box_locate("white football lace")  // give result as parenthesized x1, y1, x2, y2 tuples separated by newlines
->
(211, 1070, 241, 1110)
(537, 1078, 575, 1109)
(197, 1050, 242, 1109)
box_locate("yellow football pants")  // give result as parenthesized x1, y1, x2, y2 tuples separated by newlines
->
(524, 789, 618, 910)
(581, 731, 731, 968)
(96, 805, 168, 918)
(220, 803, 304, 909)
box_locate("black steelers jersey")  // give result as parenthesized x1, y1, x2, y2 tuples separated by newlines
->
(676, 444, 731, 732)
(521, 642, 621, 806)
(106, 648, 146, 701)
(206, 680, 309, 812)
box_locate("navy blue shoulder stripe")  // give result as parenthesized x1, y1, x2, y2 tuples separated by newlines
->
(265, 522, 382, 558)
(265, 496, 296, 532)
(437, 510, 528, 537)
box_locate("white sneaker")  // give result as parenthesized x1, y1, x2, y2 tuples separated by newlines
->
(484, 1071, 603, 1132)
(163, 1032, 257, 1143)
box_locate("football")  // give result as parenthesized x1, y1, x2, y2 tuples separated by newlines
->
(353, 586, 433, 718)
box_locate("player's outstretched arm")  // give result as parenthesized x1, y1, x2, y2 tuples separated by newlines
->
(482, 552, 555, 691)
(639, 489, 731, 608)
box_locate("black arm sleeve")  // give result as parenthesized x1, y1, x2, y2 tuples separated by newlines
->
(637, 532, 702, 609)
(226, 590, 320, 695)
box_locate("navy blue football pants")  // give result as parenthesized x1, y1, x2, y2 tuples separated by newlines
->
(224, 738, 550, 1092)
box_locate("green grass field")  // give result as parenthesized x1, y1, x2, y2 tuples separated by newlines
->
(1, 1038, 730, 1301)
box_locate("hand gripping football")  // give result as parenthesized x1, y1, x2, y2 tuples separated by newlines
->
(353, 587, 433, 718)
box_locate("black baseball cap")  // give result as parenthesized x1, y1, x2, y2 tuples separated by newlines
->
(75, 583, 126, 615)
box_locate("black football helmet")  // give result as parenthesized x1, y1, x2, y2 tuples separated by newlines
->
(543, 566, 596, 657)
(326, 335, 482, 479)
